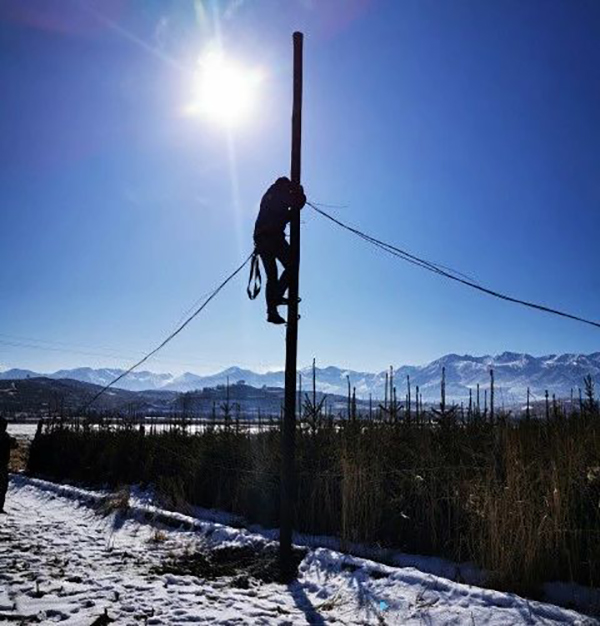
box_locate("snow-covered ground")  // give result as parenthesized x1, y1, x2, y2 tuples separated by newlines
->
(1, 476, 596, 625)
(7, 422, 40, 440)
(6, 421, 276, 441)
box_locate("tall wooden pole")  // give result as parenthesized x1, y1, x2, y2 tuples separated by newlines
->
(280, 31, 303, 582)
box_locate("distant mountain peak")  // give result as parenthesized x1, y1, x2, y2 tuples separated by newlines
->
(1, 351, 599, 401)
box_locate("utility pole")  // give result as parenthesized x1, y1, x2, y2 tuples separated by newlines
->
(280, 31, 303, 582)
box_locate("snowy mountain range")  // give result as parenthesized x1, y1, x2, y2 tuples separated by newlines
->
(1, 352, 599, 403)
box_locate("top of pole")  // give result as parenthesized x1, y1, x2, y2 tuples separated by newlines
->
(290, 32, 303, 186)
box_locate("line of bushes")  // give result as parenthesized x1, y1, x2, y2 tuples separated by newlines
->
(27, 404, 600, 596)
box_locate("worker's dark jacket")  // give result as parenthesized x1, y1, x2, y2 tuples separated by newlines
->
(254, 181, 306, 242)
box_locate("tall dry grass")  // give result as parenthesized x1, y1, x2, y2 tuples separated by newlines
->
(26, 396, 600, 596)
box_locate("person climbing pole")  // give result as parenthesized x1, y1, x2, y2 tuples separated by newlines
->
(251, 176, 306, 324)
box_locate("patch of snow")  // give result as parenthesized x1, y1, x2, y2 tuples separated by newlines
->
(6, 422, 40, 440)
(0, 475, 595, 624)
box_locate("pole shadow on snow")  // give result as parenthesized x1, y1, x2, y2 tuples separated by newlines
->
(287, 582, 326, 626)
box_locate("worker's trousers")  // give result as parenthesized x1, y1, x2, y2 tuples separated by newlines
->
(254, 234, 290, 313)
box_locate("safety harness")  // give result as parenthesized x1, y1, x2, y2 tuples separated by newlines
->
(247, 249, 262, 300)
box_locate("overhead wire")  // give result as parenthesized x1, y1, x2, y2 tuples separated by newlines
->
(78, 252, 254, 413)
(308, 202, 479, 283)
(0, 334, 232, 372)
(308, 201, 600, 331)
(0, 338, 143, 363)
(309, 200, 350, 210)
(170, 289, 216, 332)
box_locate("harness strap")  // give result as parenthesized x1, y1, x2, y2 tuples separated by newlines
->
(247, 249, 262, 300)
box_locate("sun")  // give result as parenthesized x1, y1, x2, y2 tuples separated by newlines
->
(185, 50, 264, 127)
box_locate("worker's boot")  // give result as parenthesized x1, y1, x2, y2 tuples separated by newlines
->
(267, 309, 286, 325)
(279, 296, 301, 306)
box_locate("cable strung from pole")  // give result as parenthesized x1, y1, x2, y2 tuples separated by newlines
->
(308, 202, 477, 282)
(308, 202, 600, 330)
(78, 252, 254, 413)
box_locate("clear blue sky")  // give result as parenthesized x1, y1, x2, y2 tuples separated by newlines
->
(1, 0, 599, 375)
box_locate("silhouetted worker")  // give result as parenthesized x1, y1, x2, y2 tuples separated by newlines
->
(0, 417, 17, 514)
(254, 177, 306, 324)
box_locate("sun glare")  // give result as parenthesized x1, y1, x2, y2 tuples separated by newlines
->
(185, 50, 263, 127)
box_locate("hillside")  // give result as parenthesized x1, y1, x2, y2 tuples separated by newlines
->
(0, 377, 361, 417)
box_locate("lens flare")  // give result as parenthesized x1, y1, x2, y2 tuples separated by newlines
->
(185, 50, 263, 127)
